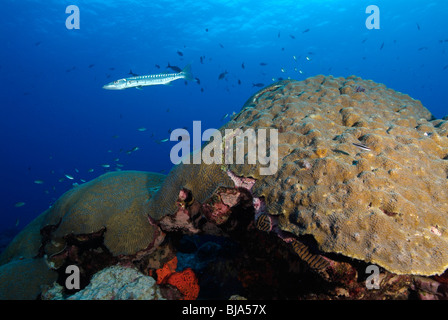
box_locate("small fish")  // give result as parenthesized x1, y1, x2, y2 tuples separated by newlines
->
(159, 138, 169, 143)
(218, 71, 228, 80)
(155, 64, 160, 69)
(34, 180, 44, 184)
(238, 79, 241, 85)
(205, 28, 208, 32)
(302, 28, 310, 33)
(166, 63, 182, 73)
(101, 164, 110, 168)
(88, 64, 95, 68)
(221, 113, 229, 121)
(129, 69, 139, 77)
(15, 219, 20, 227)
(35, 41, 42, 46)
(80, 179, 86, 183)
(114, 158, 120, 162)
(252, 83, 264, 88)
(137, 127, 147, 132)
(281, 68, 285, 73)
(14, 202, 26, 208)
(306, 56, 311, 61)
(166, 108, 170, 112)
(74, 168, 79, 173)
(443, 65, 448, 71)
(352, 143, 371, 151)
(177, 50, 183, 56)
(259, 62, 268, 66)
(195, 77, 201, 84)
(65, 174, 74, 180)
(88, 168, 94, 173)
(219, 43, 224, 48)
(332, 149, 350, 156)
(418, 47, 428, 51)
(241, 62, 245, 69)
(380, 42, 384, 50)
(109, 67, 115, 71)
(416, 23, 420, 30)
(293, 55, 297, 61)
(289, 34, 295, 39)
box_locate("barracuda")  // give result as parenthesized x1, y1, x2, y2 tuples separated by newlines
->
(102, 64, 193, 90)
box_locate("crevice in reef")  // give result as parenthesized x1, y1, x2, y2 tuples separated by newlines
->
(49, 229, 117, 295)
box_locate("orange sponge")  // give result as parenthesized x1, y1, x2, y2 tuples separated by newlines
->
(166, 268, 200, 300)
(156, 256, 178, 285)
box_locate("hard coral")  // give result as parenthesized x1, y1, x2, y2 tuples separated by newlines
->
(147, 75, 448, 276)
(219, 76, 448, 276)
(41, 171, 166, 257)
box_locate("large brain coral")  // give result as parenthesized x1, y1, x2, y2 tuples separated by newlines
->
(220, 75, 448, 276)
(40, 170, 166, 257)
(149, 75, 448, 276)
(0, 170, 166, 268)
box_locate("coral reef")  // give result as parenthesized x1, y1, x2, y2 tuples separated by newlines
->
(219, 76, 448, 276)
(0, 171, 168, 299)
(2, 75, 448, 300)
(41, 170, 165, 257)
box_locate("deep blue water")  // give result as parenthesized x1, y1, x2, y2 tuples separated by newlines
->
(0, 0, 446, 232)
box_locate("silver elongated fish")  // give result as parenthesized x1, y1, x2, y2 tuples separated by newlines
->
(103, 64, 193, 90)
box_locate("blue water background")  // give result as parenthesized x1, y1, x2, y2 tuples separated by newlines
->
(0, 0, 446, 232)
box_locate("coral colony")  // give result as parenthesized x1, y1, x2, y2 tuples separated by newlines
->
(1, 76, 448, 300)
